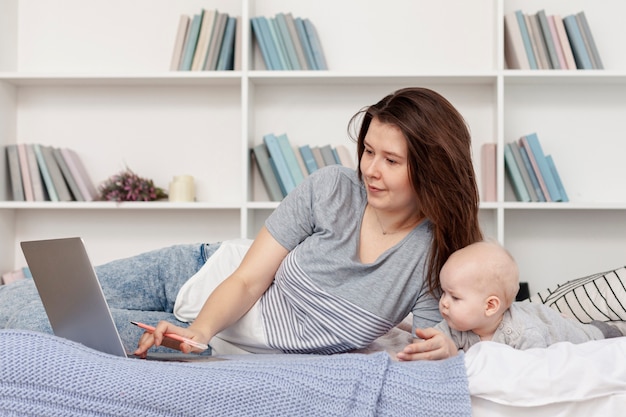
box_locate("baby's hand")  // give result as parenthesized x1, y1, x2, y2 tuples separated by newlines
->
(396, 327, 458, 361)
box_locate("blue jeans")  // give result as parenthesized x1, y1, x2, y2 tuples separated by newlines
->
(0, 243, 222, 354)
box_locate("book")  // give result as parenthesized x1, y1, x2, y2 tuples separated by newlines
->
(33, 144, 59, 201)
(6, 144, 25, 201)
(509, 141, 538, 202)
(17, 143, 34, 201)
(276, 133, 305, 186)
(170, 15, 190, 71)
(216, 16, 237, 71)
(254, 17, 282, 70)
(503, 12, 530, 69)
(251, 144, 284, 201)
(60, 148, 98, 201)
(52, 147, 84, 201)
(526, 13, 549, 69)
(179, 12, 203, 71)
(303, 18, 328, 70)
(310, 146, 326, 169)
(319, 144, 338, 166)
(547, 15, 568, 70)
(25, 144, 46, 201)
(335, 145, 356, 169)
(204, 11, 228, 71)
(517, 143, 545, 202)
(283, 13, 310, 70)
(514, 10, 538, 70)
(536, 10, 560, 69)
(520, 133, 562, 202)
(41, 145, 72, 201)
(294, 17, 316, 70)
(250, 17, 274, 70)
(576, 11, 603, 70)
(504, 143, 530, 202)
(293, 148, 309, 178)
(191, 9, 216, 71)
(267, 17, 289, 70)
(546, 155, 569, 202)
(563, 14, 593, 69)
(263, 133, 296, 194)
(298, 145, 319, 174)
(480, 143, 497, 202)
(233, 16, 243, 71)
(552, 15, 577, 70)
(274, 13, 302, 70)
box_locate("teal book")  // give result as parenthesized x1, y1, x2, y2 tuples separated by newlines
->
(251, 144, 284, 201)
(25, 144, 46, 201)
(180, 13, 203, 71)
(275, 13, 302, 70)
(546, 155, 569, 202)
(263, 133, 296, 194)
(298, 145, 318, 174)
(294, 17, 316, 70)
(268, 17, 289, 70)
(250, 17, 274, 70)
(504, 143, 531, 202)
(563, 14, 593, 69)
(276, 133, 304, 186)
(518, 144, 545, 202)
(522, 133, 562, 202)
(510, 141, 538, 202)
(303, 18, 327, 70)
(41, 145, 72, 201)
(515, 10, 538, 70)
(33, 143, 58, 201)
(257, 17, 283, 70)
(216, 16, 236, 71)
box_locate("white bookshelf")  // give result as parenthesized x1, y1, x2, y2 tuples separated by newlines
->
(1, 0, 625, 294)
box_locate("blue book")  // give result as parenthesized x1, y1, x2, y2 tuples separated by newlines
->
(180, 12, 203, 71)
(514, 10, 538, 70)
(523, 133, 562, 202)
(298, 145, 319, 174)
(263, 133, 296, 194)
(504, 143, 531, 202)
(331, 147, 341, 165)
(267, 17, 289, 70)
(303, 18, 327, 70)
(257, 17, 283, 70)
(563, 14, 593, 69)
(546, 155, 569, 202)
(32, 143, 58, 201)
(276, 133, 304, 186)
(294, 17, 316, 70)
(274, 13, 302, 70)
(216, 16, 236, 70)
(518, 143, 545, 201)
(250, 17, 274, 70)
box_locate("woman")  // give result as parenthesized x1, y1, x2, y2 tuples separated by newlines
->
(0, 87, 482, 360)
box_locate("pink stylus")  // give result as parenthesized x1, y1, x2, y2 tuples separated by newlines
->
(131, 321, 209, 351)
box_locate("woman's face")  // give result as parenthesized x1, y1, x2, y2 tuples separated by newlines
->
(360, 118, 418, 214)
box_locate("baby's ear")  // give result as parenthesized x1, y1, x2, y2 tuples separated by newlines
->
(485, 296, 501, 317)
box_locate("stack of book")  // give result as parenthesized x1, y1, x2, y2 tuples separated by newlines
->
(251, 13, 327, 70)
(503, 133, 568, 203)
(170, 9, 240, 71)
(251, 133, 354, 201)
(504, 9, 603, 70)
(5, 144, 97, 202)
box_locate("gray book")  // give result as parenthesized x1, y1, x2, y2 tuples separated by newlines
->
(251, 144, 284, 201)
(41, 145, 73, 201)
(576, 11, 603, 69)
(6, 144, 25, 201)
(536, 10, 560, 70)
(319, 144, 338, 166)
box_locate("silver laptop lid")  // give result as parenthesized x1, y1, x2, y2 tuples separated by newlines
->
(20, 237, 127, 358)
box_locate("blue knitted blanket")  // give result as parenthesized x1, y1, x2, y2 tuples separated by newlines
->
(0, 330, 470, 417)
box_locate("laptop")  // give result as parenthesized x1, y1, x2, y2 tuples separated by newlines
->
(21, 237, 220, 361)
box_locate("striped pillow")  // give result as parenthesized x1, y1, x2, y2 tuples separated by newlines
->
(530, 266, 626, 323)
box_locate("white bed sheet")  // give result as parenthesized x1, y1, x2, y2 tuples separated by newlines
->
(465, 337, 626, 417)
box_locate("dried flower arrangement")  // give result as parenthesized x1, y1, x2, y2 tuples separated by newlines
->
(97, 168, 168, 202)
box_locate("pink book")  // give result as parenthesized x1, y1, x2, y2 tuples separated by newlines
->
(548, 15, 567, 70)
(519, 136, 551, 202)
(17, 143, 34, 201)
(552, 15, 577, 70)
(481, 143, 497, 202)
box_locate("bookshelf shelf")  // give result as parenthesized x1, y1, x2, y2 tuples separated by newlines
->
(1, 0, 624, 293)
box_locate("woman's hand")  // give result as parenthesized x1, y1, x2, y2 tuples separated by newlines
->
(396, 327, 458, 361)
(133, 321, 209, 358)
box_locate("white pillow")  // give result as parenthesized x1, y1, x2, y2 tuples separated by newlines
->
(529, 266, 626, 323)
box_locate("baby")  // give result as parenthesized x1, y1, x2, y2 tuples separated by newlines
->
(410, 240, 623, 359)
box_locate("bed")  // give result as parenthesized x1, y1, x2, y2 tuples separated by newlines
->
(1, 266, 625, 416)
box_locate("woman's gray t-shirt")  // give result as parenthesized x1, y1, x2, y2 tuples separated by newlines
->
(263, 165, 441, 353)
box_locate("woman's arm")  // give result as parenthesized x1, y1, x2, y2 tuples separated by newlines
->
(134, 226, 288, 356)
